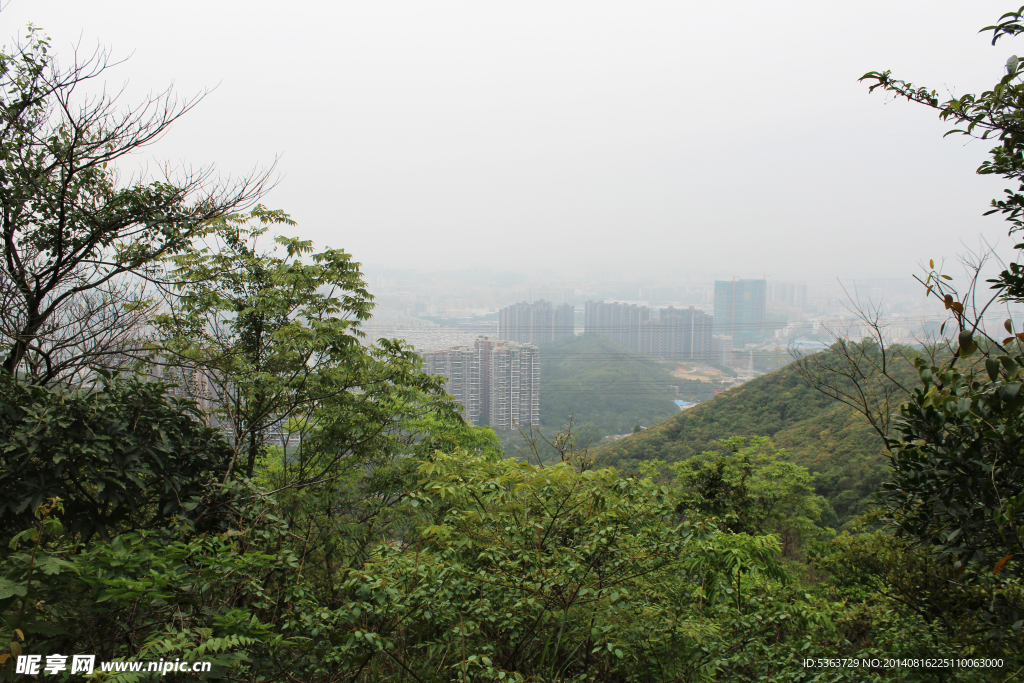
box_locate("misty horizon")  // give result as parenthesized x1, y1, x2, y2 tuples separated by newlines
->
(0, 0, 1016, 282)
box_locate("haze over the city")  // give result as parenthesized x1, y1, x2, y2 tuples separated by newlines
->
(2, 1, 1015, 281)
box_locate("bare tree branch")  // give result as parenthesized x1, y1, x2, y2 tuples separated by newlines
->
(0, 29, 275, 383)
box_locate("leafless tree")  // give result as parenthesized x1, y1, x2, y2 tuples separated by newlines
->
(792, 285, 917, 440)
(0, 28, 274, 384)
(794, 241, 1016, 440)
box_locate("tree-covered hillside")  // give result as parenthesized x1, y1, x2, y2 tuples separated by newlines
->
(540, 334, 716, 434)
(596, 348, 918, 523)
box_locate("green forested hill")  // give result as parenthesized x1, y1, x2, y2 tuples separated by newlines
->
(595, 350, 918, 523)
(539, 334, 717, 434)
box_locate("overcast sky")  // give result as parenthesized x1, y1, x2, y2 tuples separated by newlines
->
(2, 1, 1019, 281)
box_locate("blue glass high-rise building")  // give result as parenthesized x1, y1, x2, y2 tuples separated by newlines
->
(713, 279, 766, 347)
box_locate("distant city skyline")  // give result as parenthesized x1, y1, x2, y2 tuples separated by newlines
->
(364, 271, 933, 318)
(357, 268, 1024, 354)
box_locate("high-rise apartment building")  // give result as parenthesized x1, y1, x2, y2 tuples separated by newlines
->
(583, 301, 650, 350)
(768, 282, 807, 310)
(713, 279, 766, 347)
(583, 301, 713, 359)
(422, 336, 539, 430)
(421, 345, 481, 423)
(640, 307, 715, 359)
(712, 336, 733, 366)
(487, 341, 540, 430)
(498, 300, 574, 345)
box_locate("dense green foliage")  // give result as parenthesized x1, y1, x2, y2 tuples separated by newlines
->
(867, 352, 1024, 638)
(645, 437, 826, 556)
(3, 419, 1015, 681)
(0, 281, 507, 681)
(885, 358, 1024, 566)
(0, 373, 232, 542)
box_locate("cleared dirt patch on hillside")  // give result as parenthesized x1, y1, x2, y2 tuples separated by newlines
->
(673, 364, 727, 383)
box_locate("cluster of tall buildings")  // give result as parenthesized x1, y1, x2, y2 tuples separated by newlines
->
(497, 300, 574, 345)
(579, 278, 769, 362)
(422, 336, 539, 430)
(583, 301, 715, 359)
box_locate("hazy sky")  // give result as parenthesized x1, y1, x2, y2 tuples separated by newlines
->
(2, 1, 1019, 281)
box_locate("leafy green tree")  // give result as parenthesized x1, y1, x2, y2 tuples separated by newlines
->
(156, 207, 504, 606)
(156, 207, 363, 479)
(155, 208, 476, 484)
(324, 449, 801, 682)
(0, 372, 232, 542)
(655, 437, 826, 556)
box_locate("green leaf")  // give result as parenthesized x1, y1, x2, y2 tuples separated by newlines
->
(987, 358, 1001, 381)
(959, 330, 976, 356)
(0, 578, 27, 600)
